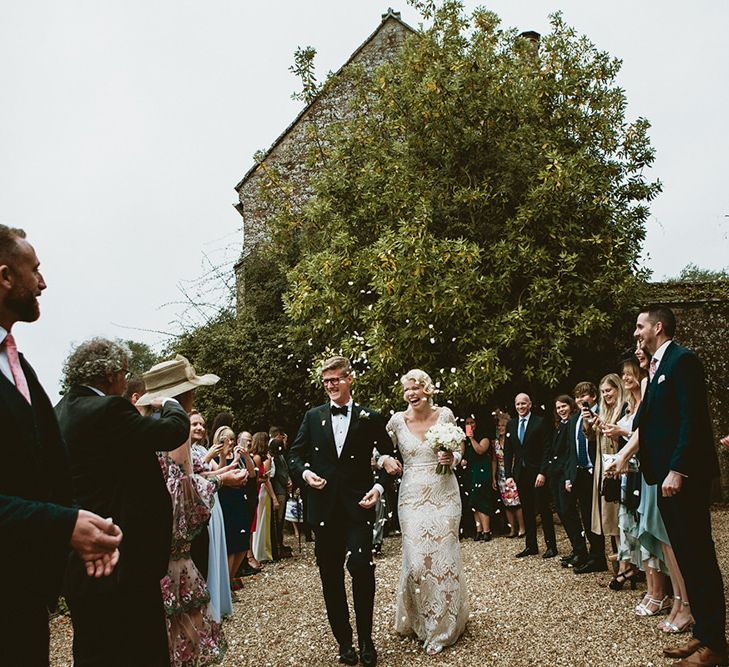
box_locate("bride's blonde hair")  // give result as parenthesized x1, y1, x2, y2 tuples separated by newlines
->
(400, 369, 435, 403)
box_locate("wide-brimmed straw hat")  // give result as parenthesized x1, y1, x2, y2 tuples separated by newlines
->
(136, 354, 219, 406)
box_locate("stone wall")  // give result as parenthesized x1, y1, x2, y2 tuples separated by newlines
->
(233, 11, 414, 308)
(645, 281, 729, 501)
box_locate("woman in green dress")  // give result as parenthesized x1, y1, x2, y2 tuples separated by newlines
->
(464, 417, 495, 541)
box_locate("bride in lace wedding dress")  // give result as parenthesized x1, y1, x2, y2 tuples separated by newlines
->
(385, 369, 469, 655)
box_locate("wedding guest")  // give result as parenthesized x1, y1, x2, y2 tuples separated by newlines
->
(585, 373, 625, 569)
(565, 382, 607, 573)
(463, 416, 495, 541)
(56, 338, 190, 666)
(236, 430, 262, 574)
(631, 306, 726, 664)
(136, 356, 235, 666)
(269, 431, 291, 556)
(607, 337, 705, 642)
(189, 411, 235, 622)
(456, 419, 476, 540)
(602, 360, 645, 589)
(251, 431, 279, 563)
(492, 412, 525, 538)
(0, 226, 121, 665)
(504, 393, 557, 558)
(214, 426, 251, 587)
(542, 395, 578, 554)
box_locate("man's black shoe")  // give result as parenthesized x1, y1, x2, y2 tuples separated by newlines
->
(515, 547, 539, 558)
(542, 547, 558, 559)
(573, 559, 608, 574)
(338, 645, 358, 665)
(562, 553, 588, 568)
(359, 639, 377, 667)
(560, 552, 575, 564)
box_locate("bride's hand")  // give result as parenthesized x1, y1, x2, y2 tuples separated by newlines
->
(383, 456, 403, 476)
(437, 450, 454, 467)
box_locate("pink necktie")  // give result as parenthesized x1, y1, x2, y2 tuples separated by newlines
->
(649, 357, 658, 381)
(3, 333, 31, 404)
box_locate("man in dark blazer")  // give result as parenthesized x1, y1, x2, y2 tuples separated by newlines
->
(289, 356, 398, 667)
(0, 226, 122, 666)
(634, 306, 726, 666)
(504, 393, 557, 558)
(560, 383, 607, 573)
(56, 337, 190, 667)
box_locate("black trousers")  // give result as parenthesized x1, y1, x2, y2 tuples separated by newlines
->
(1, 598, 51, 666)
(561, 468, 605, 559)
(658, 479, 726, 652)
(518, 466, 556, 551)
(314, 505, 376, 648)
(66, 581, 170, 666)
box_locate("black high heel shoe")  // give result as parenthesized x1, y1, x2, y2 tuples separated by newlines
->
(609, 567, 639, 590)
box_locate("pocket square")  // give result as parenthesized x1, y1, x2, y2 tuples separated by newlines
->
(658, 374, 666, 384)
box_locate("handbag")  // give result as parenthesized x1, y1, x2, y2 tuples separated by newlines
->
(285, 496, 303, 523)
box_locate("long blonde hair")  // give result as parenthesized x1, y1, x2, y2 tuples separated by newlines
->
(598, 373, 625, 425)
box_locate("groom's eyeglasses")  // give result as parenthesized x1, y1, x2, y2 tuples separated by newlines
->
(322, 376, 348, 386)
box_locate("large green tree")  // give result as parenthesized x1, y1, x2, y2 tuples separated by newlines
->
(275, 1, 660, 409)
(179, 1, 661, 420)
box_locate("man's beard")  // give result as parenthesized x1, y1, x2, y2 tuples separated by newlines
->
(6, 288, 40, 322)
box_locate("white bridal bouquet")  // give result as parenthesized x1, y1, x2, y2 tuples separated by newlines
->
(424, 422, 465, 475)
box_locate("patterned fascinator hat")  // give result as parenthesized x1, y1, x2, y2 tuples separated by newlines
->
(135, 354, 219, 406)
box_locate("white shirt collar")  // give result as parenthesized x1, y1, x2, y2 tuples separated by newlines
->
(0, 325, 8, 343)
(519, 412, 531, 422)
(652, 339, 673, 367)
(83, 385, 106, 397)
(330, 397, 354, 410)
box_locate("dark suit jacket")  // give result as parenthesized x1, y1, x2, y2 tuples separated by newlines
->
(55, 386, 189, 594)
(563, 412, 599, 485)
(503, 412, 552, 479)
(542, 418, 570, 483)
(635, 341, 719, 485)
(0, 355, 78, 607)
(288, 402, 393, 525)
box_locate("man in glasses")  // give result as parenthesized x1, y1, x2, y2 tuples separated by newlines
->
(289, 356, 400, 667)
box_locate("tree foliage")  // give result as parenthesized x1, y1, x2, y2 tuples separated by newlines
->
(666, 263, 729, 283)
(177, 1, 661, 419)
(276, 2, 659, 409)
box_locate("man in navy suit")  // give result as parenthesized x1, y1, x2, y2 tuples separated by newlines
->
(634, 306, 726, 666)
(0, 225, 122, 666)
(504, 393, 557, 559)
(289, 356, 398, 667)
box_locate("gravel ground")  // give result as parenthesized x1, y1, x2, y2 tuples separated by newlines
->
(51, 507, 729, 667)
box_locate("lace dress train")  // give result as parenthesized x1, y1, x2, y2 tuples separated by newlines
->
(387, 407, 468, 652)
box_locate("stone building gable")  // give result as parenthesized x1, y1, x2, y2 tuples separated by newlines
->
(233, 9, 415, 306)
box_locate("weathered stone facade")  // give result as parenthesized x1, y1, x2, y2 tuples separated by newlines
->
(233, 10, 414, 307)
(645, 282, 729, 500)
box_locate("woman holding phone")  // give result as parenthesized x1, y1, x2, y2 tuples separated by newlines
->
(464, 416, 495, 541)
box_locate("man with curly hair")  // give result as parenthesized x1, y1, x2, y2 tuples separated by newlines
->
(56, 337, 190, 666)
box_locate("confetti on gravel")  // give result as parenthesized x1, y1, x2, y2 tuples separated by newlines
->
(51, 507, 729, 666)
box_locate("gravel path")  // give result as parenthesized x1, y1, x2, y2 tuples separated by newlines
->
(51, 507, 729, 666)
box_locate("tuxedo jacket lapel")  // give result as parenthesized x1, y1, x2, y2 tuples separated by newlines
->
(340, 403, 360, 460)
(319, 404, 337, 457)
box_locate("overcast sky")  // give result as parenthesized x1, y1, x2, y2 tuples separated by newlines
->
(2, 1, 727, 399)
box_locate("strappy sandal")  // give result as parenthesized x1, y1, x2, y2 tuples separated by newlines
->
(662, 598, 695, 634)
(635, 595, 671, 616)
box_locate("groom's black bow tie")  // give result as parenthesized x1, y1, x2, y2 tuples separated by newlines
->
(331, 404, 348, 417)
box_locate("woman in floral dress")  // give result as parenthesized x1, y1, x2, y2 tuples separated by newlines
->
(492, 412, 525, 538)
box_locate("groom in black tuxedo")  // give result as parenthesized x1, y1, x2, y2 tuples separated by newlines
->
(289, 356, 397, 667)
(634, 306, 726, 665)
